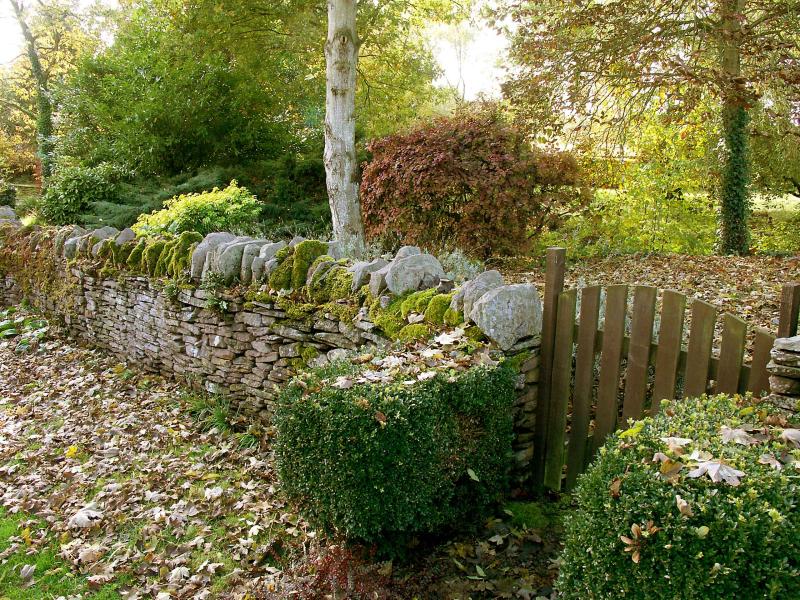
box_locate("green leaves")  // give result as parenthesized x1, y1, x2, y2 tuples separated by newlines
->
(558, 394, 800, 599)
(275, 358, 516, 551)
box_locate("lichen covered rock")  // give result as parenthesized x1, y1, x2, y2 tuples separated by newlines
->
(470, 284, 542, 351)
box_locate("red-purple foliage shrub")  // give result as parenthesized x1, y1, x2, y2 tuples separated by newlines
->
(360, 104, 587, 257)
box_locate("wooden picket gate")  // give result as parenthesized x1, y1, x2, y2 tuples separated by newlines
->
(531, 247, 800, 492)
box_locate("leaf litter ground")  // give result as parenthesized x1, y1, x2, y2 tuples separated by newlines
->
(0, 322, 562, 599)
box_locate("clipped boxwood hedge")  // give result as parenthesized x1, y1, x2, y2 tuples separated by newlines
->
(558, 394, 800, 599)
(275, 360, 516, 549)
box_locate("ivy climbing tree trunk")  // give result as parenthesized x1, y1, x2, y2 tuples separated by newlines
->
(718, 0, 750, 255)
(324, 0, 365, 254)
(9, 0, 54, 183)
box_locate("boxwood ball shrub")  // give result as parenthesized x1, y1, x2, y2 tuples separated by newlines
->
(275, 360, 517, 550)
(558, 394, 799, 599)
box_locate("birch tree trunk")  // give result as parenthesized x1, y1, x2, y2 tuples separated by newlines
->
(10, 0, 54, 183)
(324, 0, 365, 254)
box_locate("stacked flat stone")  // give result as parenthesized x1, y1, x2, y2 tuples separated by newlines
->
(767, 336, 800, 412)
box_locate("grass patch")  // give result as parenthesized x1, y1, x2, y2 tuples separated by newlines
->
(0, 509, 122, 598)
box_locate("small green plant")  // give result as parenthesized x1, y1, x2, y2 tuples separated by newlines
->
(185, 392, 232, 433)
(133, 181, 262, 237)
(558, 394, 800, 599)
(0, 306, 49, 352)
(200, 271, 228, 312)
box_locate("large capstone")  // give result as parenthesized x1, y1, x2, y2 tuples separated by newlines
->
(369, 264, 391, 296)
(384, 254, 445, 295)
(190, 232, 236, 280)
(0, 206, 16, 220)
(89, 227, 119, 257)
(212, 238, 254, 284)
(115, 228, 136, 246)
(463, 270, 505, 321)
(239, 240, 270, 285)
(349, 258, 388, 291)
(774, 336, 800, 354)
(395, 245, 421, 260)
(56, 225, 87, 256)
(470, 284, 543, 351)
(451, 269, 504, 318)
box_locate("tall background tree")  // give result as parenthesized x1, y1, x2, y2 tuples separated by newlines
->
(4, 0, 100, 183)
(493, 0, 800, 254)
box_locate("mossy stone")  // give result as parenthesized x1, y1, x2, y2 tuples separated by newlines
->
(144, 240, 167, 276)
(443, 307, 465, 327)
(269, 246, 295, 291)
(126, 240, 147, 271)
(291, 240, 329, 290)
(424, 293, 454, 325)
(400, 288, 438, 319)
(369, 293, 408, 338)
(397, 323, 430, 342)
(167, 231, 203, 278)
(299, 345, 320, 365)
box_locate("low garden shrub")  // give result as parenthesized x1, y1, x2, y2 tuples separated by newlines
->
(275, 359, 517, 552)
(39, 163, 129, 226)
(132, 181, 262, 237)
(360, 102, 587, 258)
(558, 394, 800, 599)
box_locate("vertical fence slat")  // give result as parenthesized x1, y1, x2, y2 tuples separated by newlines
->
(716, 313, 747, 394)
(543, 289, 577, 491)
(778, 283, 800, 338)
(565, 285, 601, 490)
(592, 284, 628, 453)
(652, 290, 686, 412)
(684, 300, 717, 398)
(621, 286, 657, 423)
(532, 247, 566, 488)
(749, 327, 776, 395)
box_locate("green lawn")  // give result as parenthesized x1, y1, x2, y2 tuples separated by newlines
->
(0, 509, 123, 599)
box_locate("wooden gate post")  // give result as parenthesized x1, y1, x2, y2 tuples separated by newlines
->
(532, 247, 566, 489)
(778, 283, 800, 338)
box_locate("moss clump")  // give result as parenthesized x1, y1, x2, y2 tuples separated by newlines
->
(163, 231, 202, 278)
(465, 326, 486, 343)
(396, 323, 431, 342)
(443, 307, 465, 327)
(143, 240, 167, 276)
(299, 345, 320, 365)
(319, 301, 359, 323)
(424, 293, 453, 325)
(308, 264, 354, 304)
(126, 240, 147, 271)
(368, 294, 408, 338)
(400, 288, 438, 319)
(504, 350, 532, 373)
(275, 295, 316, 322)
(291, 240, 329, 290)
(111, 241, 135, 266)
(504, 501, 550, 529)
(269, 246, 295, 290)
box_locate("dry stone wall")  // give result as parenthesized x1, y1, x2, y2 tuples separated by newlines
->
(0, 214, 543, 486)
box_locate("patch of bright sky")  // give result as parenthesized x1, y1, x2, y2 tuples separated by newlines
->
(429, 19, 507, 100)
(0, 0, 506, 97)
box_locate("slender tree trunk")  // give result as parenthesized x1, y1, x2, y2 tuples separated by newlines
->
(718, 0, 750, 255)
(324, 0, 365, 253)
(10, 0, 53, 183)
